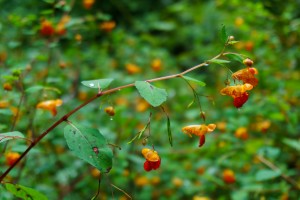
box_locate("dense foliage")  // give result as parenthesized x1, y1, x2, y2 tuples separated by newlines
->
(0, 0, 299, 199)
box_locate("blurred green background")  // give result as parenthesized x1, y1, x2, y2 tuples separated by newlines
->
(0, 0, 299, 199)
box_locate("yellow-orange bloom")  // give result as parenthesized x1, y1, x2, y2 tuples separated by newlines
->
(151, 59, 162, 72)
(142, 148, 160, 162)
(222, 169, 236, 184)
(99, 21, 116, 32)
(235, 127, 249, 140)
(36, 99, 63, 116)
(232, 67, 258, 87)
(126, 63, 141, 74)
(5, 152, 21, 166)
(182, 124, 216, 137)
(220, 83, 253, 98)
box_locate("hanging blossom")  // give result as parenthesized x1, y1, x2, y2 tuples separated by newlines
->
(182, 124, 216, 147)
(36, 99, 63, 116)
(232, 67, 258, 87)
(141, 148, 161, 172)
(220, 83, 253, 108)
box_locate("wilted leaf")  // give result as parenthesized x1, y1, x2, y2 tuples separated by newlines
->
(64, 123, 113, 173)
(0, 131, 25, 143)
(135, 81, 167, 107)
(5, 183, 48, 200)
(81, 78, 114, 90)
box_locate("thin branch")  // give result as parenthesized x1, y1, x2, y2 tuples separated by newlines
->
(256, 155, 300, 190)
(0, 52, 225, 182)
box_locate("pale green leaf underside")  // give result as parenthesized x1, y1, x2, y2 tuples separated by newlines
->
(64, 123, 113, 173)
(81, 78, 114, 90)
(5, 183, 48, 200)
(0, 131, 24, 143)
(255, 169, 281, 181)
(135, 81, 167, 107)
(208, 59, 230, 64)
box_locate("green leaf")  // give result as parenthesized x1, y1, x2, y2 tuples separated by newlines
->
(228, 41, 239, 45)
(135, 81, 167, 107)
(221, 25, 228, 44)
(64, 123, 113, 173)
(208, 59, 230, 64)
(255, 169, 281, 181)
(25, 86, 61, 94)
(5, 183, 48, 200)
(182, 76, 206, 86)
(225, 53, 244, 63)
(81, 78, 114, 90)
(283, 138, 300, 151)
(0, 131, 25, 143)
(167, 115, 172, 146)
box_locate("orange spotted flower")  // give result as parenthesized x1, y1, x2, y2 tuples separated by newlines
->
(222, 169, 236, 184)
(220, 83, 253, 108)
(182, 124, 216, 147)
(5, 152, 21, 166)
(232, 67, 258, 87)
(40, 20, 55, 37)
(36, 99, 63, 116)
(141, 148, 161, 172)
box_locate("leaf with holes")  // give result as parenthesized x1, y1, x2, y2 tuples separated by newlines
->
(5, 183, 48, 200)
(64, 123, 113, 173)
(81, 78, 114, 90)
(135, 81, 167, 107)
(0, 131, 24, 143)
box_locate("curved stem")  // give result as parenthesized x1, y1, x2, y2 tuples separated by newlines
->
(0, 52, 224, 182)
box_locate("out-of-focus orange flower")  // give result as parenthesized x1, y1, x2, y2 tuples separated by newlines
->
(0, 51, 7, 63)
(99, 21, 116, 32)
(142, 148, 161, 171)
(222, 169, 236, 184)
(135, 176, 149, 186)
(232, 68, 258, 87)
(5, 152, 21, 166)
(0, 101, 9, 108)
(135, 98, 150, 112)
(182, 124, 216, 147)
(216, 121, 226, 132)
(235, 17, 244, 27)
(3, 83, 12, 91)
(40, 20, 55, 37)
(245, 41, 254, 51)
(172, 177, 183, 187)
(256, 120, 271, 133)
(151, 59, 162, 72)
(36, 99, 63, 116)
(235, 127, 249, 140)
(90, 168, 101, 178)
(126, 63, 141, 74)
(75, 34, 82, 42)
(83, 0, 95, 9)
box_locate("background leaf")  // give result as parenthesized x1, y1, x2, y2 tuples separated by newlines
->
(208, 59, 230, 64)
(182, 76, 206, 86)
(81, 78, 114, 90)
(64, 123, 113, 173)
(135, 81, 167, 107)
(0, 131, 24, 143)
(255, 169, 281, 181)
(221, 25, 228, 44)
(5, 183, 48, 200)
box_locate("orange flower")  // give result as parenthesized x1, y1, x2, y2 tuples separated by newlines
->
(99, 21, 116, 32)
(151, 59, 162, 72)
(104, 106, 115, 116)
(235, 127, 249, 140)
(3, 83, 13, 91)
(5, 152, 21, 166)
(222, 169, 236, 184)
(182, 124, 216, 147)
(36, 99, 63, 116)
(83, 0, 95, 9)
(142, 148, 161, 171)
(220, 83, 253, 108)
(40, 20, 55, 37)
(0, 101, 9, 108)
(232, 68, 258, 87)
(125, 63, 141, 74)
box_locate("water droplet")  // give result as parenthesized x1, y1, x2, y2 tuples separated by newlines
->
(89, 83, 95, 87)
